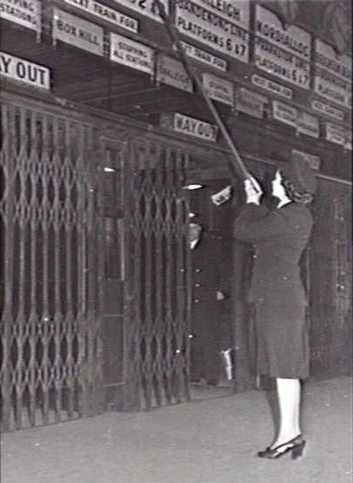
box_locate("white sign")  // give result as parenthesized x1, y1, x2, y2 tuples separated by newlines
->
(211, 186, 232, 205)
(181, 41, 227, 71)
(251, 74, 293, 99)
(292, 150, 321, 170)
(65, 0, 138, 33)
(53, 9, 104, 56)
(254, 6, 311, 89)
(156, 54, 193, 92)
(176, 0, 250, 63)
(202, 73, 234, 106)
(325, 122, 346, 145)
(113, 0, 169, 22)
(235, 87, 267, 119)
(272, 100, 297, 128)
(297, 111, 319, 138)
(314, 39, 352, 110)
(0, 51, 50, 89)
(161, 113, 218, 142)
(311, 99, 345, 122)
(0, 0, 41, 32)
(110, 32, 154, 74)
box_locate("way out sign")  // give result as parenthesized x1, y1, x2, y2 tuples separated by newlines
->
(160, 113, 218, 142)
(0, 51, 50, 89)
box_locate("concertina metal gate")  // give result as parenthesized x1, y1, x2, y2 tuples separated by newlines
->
(0, 91, 191, 431)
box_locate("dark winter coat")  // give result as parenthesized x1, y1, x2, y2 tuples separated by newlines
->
(233, 202, 313, 378)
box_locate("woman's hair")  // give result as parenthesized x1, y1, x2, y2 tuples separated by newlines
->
(280, 172, 314, 205)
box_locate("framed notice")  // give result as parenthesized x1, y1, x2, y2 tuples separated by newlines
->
(181, 41, 227, 71)
(64, 0, 138, 33)
(110, 32, 154, 74)
(254, 5, 311, 89)
(235, 87, 267, 119)
(314, 39, 352, 110)
(156, 54, 193, 92)
(272, 100, 297, 128)
(176, 0, 250, 63)
(53, 9, 104, 56)
(311, 99, 344, 122)
(202, 73, 234, 106)
(0, 0, 41, 33)
(113, 0, 169, 22)
(325, 122, 346, 145)
(252, 74, 293, 100)
(297, 111, 319, 138)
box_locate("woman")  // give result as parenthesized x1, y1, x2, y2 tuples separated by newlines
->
(233, 155, 317, 460)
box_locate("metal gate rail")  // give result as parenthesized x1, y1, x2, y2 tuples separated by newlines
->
(122, 139, 191, 410)
(0, 96, 102, 431)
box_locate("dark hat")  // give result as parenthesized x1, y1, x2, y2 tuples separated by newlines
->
(281, 152, 317, 195)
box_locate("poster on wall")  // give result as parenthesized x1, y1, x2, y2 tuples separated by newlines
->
(52, 9, 104, 56)
(254, 5, 311, 89)
(113, 0, 169, 22)
(0, 0, 41, 33)
(314, 39, 352, 110)
(176, 0, 250, 63)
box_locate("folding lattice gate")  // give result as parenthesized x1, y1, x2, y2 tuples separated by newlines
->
(0, 92, 191, 431)
(120, 139, 191, 410)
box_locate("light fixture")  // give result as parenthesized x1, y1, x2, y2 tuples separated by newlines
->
(182, 183, 204, 190)
(104, 167, 116, 172)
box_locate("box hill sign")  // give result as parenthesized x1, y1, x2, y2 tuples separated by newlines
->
(0, 51, 50, 89)
(53, 8, 104, 56)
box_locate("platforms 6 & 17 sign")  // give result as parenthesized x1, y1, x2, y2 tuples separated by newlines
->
(176, 0, 250, 63)
(254, 5, 311, 89)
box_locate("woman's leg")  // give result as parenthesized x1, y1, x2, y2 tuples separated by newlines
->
(272, 377, 302, 448)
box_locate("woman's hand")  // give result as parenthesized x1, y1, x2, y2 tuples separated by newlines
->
(244, 176, 263, 205)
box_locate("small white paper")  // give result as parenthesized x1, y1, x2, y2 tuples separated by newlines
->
(211, 186, 232, 206)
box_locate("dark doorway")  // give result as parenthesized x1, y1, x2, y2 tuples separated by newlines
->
(188, 178, 235, 400)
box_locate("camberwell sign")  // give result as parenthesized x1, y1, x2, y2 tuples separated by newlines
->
(0, 51, 50, 89)
(160, 113, 218, 142)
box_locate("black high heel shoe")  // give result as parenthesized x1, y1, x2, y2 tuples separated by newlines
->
(257, 435, 306, 460)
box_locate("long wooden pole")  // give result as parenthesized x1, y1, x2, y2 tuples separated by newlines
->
(152, 0, 257, 187)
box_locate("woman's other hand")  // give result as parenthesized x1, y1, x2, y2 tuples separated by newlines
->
(244, 176, 263, 205)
